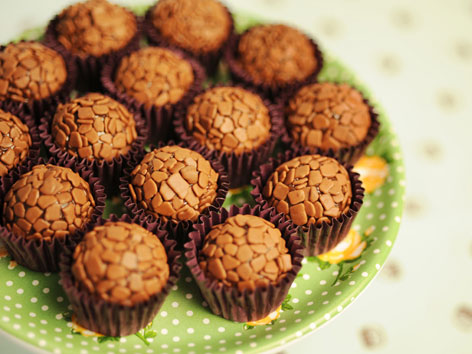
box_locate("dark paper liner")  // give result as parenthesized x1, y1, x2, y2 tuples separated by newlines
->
(0, 157, 106, 272)
(101, 45, 206, 144)
(173, 83, 284, 189)
(224, 26, 324, 100)
(38, 98, 148, 195)
(43, 11, 141, 91)
(0, 40, 77, 122)
(0, 105, 42, 187)
(59, 213, 182, 337)
(184, 203, 304, 322)
(119, 140, 229, 247)
(143, 2, 236, 75)
(250, 148, 365, 256)
(278, 82, 381, 166)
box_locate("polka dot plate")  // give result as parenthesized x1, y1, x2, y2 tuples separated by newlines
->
(0, 6, 405, 354)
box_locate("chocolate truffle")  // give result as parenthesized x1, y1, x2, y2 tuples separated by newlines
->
(55, 0, 137, 57)
(129, 145, 219, 223)
(263, 155, 352, 226)
(151, 0, 232, 54)
(51, 93, 137, 161)
(114, 47, 194, 109)
(237, 24, 318, 85)
(199, 214, 292, 292)
(71, 221, 169, 306)
(2, 164, 95, 241)
(0, 109, 32, 176)
(185, 87, 271, 154)
(0, 42, 67, 102)
(287, 83, 372, 151)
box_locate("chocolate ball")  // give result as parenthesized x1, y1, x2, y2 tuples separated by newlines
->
(199, 214, 292, 292)
(151, 0, 232, 54)
(237, 24, 318, 85)
(3, 164, 95, 241)
(55, 0, 137, 57)
(263, 155, 352, 226)
(0, 109, 32, 176)
(0, 42, 67, 102)
(51, 93, 137, 162)
(185, 87, 271, 154)
(72, 221, 169, 306)
(114, 47, 194, 108)
(129, 145, 219, 223)
(287, 83, 372, 151)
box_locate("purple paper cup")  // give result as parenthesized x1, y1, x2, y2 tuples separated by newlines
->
(184, 203, 304, 322)
(250, 147, 364, 256)
(59, 213, 181, 337)
(101, 45, 205, 144)
(119, 140, 229, 247)
(0, 157, 106, 272)
(173, 83, 284, 189)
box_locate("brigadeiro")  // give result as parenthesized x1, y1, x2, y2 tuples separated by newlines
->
(144, 0, 234, 74)
(120, 143, 228, 245)
(44, 0, 140, 88)
(282, 82, 380, 165)
(101, 46, 205, 143)
(225, 24, 323, 99)
(251, 151, 364, 256)
(60, 214, 181, 337)
(0, 108, 40, 178)
(0, 160, 106, 272)
(39, 92, 146, 191)
(174, 85, 283, 188)
(185, 204, 303, 322)
(0, 41, 74, 118)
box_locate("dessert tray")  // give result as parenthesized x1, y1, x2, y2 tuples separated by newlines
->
(0, 7, 405, 354)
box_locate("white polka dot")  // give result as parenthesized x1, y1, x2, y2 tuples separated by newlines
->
(6, 281, 13, 287)
(185, 277, 192, 283)
(366, 213, 373, 219)
(395, 216, 401, 223)
(379, 213, 386, 220)
(160, 328, 168, 335)
(30, 297, 38, 303)
(172, 336, 180, 342)
(324, 313, 331, 320)
(186, 310, 193, 316)
(291, 282, 297, 288)
(332, 271, 339, 276)
(386, 240, 392, 246)
(31, 280, 38, 286)
(280, 327, 286, 332)
(319, 280, 326, 285)
(376, 264, 381, 270)
(17, 288, 24, 294)
(321, 291, 328, 296)
(3, 306, 10, 311)
(349, 281, 355, 285)
(55, 314, 63, 320)
(292, 298, 299, 303)
(2, 316, 10, 322)
(160, 311, 167, 317)
(54, 328, 62, 332)
(389, 189, 395, 196)
(15, 303, 22, 309)
(362, 272, 368, 277)
(218, 327, 225, 333)
(185, 293, 193, 299)
(29, 312, 36, 318)
(27, 332, 35, 338)
(234, 332, 242, 336)
(219, 347, 226, 352)
(201, 301, 208, 307)
(44, 272, 51, 277)
(296, 331, 302, 337)
(13, 324, 20, 330)
(235, 341, 242, 345)
(295, 318, 301, 323)
(4, 295, 11, 301)
(302, 274, 310, 280)
(187, 328, 194, 334)
(279, 319, 286, 323)
(377, 202, 384, 208)
(204, 345, 212, 350)
(337, 305, 343, 312)
(188, 343, 195, 347)
(41, 305, 48, 311)
(18, 271, 25, 278)
(364, 200, 371, 207)
(373, 249, 380, 254)
(305, 289, 312, 295)
(360, 260, 366, 265)
(250, 342, 257, 348)
(43, 288, 50, 294)
(301, 258, 307, 264)
(307, 301, 314, 306)
(309, 322, 316, 329)
(39, 340, 46, 347)
(57, 297, 64, 303)
(14, 314, 21, 319)
(171, 302, 179, 308)
(172, 319, 179, 325)
(161, 344, 168, 349)
(391, 201, 398, 207)
(171, 285, 178, 291)
(202, 318, 210, 324)
(204, 335, 211, 340)
(354, 224, 361, 231)
(249, 334, 256, 339)
(335, 291, 341, 296)
(236, 351, 243, 354)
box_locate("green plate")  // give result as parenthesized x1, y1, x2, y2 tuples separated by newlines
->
(0, 7, 405, 354)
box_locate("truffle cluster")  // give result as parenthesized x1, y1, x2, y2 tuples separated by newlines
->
(3, 164, 95, 241)
(55, 0, 137, 57)
(199, 214, 292, 291)
(263, 155, 352, 226)
(114, 47, 194, 108)
(287, 83, 371, 151)
(129, 145, 219, 223)
(0, 109, 32, 176)
(151, 0, 231, 54)
(185, 87, 271, 154)
(51, 93, 137, 161)
(0, 42, 67, 102)
(72, 221, 169, 306)
(237, 24, 317, 85)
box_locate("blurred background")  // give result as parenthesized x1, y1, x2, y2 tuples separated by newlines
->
(1, 0, 471, 353)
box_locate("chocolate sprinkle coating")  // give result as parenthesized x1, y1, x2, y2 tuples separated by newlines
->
(185, 86, 271, 154)
(51, 93, 137, 162)
(263, 154, 352, 226)
(0, 42, 67, 103)
(55, 0, 137, 57)
(287, 82, 372, 151)
(0, 109, 32, 177)
(72, 221, 169, 306)
(199, 214, 292, 292)
(129, 145, 219, 224)
(2, 164, 95, 242)
(114, 47, 194, 109)
(151, 0, 232, 54)
(237, 24, 318, 86)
